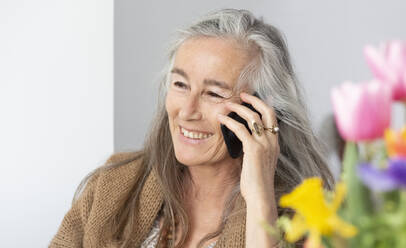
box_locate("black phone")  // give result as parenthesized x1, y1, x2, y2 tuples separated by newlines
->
(220, 92, 281, 158)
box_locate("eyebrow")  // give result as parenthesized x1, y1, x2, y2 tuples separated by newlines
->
(171, 67, 231, 90)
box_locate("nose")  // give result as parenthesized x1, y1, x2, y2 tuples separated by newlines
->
(179, 93, 202, 120)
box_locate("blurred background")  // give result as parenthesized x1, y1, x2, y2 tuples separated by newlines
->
(0, 0, 405, 247)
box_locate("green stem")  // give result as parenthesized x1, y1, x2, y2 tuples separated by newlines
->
(396, 191, 406, 247)
(341, 142, 374, 247)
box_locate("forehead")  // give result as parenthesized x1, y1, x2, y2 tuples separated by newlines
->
(172, 37, 252, 87)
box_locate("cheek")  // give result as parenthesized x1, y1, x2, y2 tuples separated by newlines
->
(212, 103, 230, 116)
(165, 93, 177, 117)
(207, 105, 228, 130)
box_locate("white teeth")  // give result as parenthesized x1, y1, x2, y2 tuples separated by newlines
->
(181, 127, 213, 140)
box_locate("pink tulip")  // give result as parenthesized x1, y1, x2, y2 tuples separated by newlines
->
(364, 40, 406, 101)
(331, 80, 392, 141)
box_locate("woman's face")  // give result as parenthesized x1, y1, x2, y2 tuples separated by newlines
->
(165, 37, 252, 167)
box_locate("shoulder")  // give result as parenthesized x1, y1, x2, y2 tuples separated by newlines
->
(95, 150, 146, 190)
(100, 150, 145, 176)
(50, 151, 147, 247)
(84, 151, 147, 235)
(78, 151, 144, 194)
(72, 151, 145, 207)
(73, 150, 146, 212)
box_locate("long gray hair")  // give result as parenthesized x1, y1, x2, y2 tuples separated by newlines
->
(75, 8, 334, 248)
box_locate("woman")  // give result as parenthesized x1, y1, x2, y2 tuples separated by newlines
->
(50, 8, 334, 248)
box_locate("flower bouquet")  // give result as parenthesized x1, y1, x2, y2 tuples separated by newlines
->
(263, 40, 406, 248)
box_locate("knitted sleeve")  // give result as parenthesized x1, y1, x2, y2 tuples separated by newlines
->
(48, 169, 100, 248)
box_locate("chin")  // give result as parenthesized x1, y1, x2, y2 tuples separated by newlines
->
(173, 148, 203, 166)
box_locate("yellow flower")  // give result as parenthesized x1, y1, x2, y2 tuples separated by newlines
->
(279, 177, 357, 248)
(385, 126, 406, 157)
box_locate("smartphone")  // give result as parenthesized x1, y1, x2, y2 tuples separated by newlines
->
(220, 92, 281, 158)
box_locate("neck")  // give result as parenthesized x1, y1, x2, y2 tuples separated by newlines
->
(183, 158, 241, 204)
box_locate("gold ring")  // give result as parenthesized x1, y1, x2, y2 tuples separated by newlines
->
(264, 124, 279, 134)
(251, 121, 279, 136)
(251, 120, 264, 136)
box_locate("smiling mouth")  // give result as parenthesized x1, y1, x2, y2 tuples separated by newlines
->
(179, 126, 214, 140)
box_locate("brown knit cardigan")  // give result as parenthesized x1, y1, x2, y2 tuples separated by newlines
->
(49, 152, 248, 248)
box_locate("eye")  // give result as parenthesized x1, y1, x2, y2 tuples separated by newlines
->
(207, 91, 224, 98)
(173, 81, 188, 89)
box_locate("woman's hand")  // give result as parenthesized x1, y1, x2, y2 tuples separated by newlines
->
(216, 91, 280, 204)
(217, 91, 281, 247)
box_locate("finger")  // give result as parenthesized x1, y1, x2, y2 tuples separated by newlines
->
(240, 92, 278, 128)
(216, 113, 255, 146)
(224, 102, 266, 139)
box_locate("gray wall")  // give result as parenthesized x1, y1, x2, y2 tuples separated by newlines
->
(115, 0, 406, 154)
